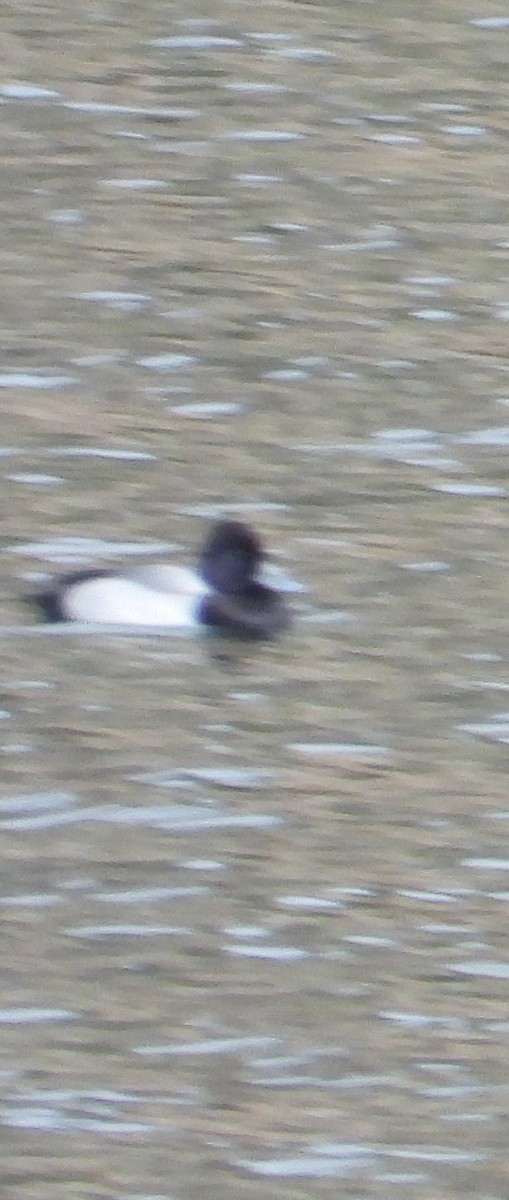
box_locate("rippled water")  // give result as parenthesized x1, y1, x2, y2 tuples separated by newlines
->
(2, 2, 509, 1197)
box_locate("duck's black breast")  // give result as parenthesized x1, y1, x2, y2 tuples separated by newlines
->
(199, 582, 290, 639)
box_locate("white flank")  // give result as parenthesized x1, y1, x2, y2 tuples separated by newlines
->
(61, 566, 207, 626)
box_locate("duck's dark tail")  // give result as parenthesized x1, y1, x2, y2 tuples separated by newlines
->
(33, 586, 66, 622)
(32, 569, 107, 623)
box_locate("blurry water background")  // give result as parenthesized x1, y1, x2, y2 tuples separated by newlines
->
(1, 1, 509, 1197)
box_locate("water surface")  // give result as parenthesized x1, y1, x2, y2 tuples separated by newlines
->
(1, 2, 509, 1197)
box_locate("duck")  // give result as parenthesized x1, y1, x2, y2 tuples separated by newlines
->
(34, 520, 291, 638)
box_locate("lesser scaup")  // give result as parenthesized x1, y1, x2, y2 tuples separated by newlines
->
(35, 520, 291, 638)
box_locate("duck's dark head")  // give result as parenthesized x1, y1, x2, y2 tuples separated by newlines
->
(199, 520, 291, 638)
(199, 520, 262, 595)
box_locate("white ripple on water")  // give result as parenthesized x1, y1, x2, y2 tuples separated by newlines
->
(0, 893, 62, 909)
(420, 103, 472, 113)
(344, 935, 395, 947)
(263, 368, 308, 380)
(47, 448, 156, 460)
(137, 352, 197, 370)
(0, 84, 60, 99)
(133, 766, 274, 789)
(224, 924, 268, 939)
(460, 426, 509, 445)
(100, 178, 168, 190)
(136, 1035, 278, 1057)
(411, 308, 458, 320)
(289, 742, 392, 762)
(370, 133, 421, 144)
(0, 791, 76, 816)
(440, 125, 487, 137)
(180, 768, 276, 787)
(93, 884, 208, 904)
(293, 354, 330, 368)
(0, 623, 193, 640)
(381, 1148, 485, 1164)
(2, 1087, 171, 1135)
(234, 234, 274, 245)
(64, 100, 199, 118)
(397, 889, 458, 903)
(0, 803, 281, 833)
(48, 209, 85, 225)
(233, 1143, 373, 1178)
(448, 961, 509, 979)
(376, 426, 439, 442)
(12, 537, 175, 562)
(401, 561, 451, 572)
(171, 401, 242, 418)
(431, 483, 505, 496)
(470, 16, 509, 28)
(183, 858, 225, 871)
(458, 718, 509, 742)
(421, 924, 473, 934)
(77, 290, 150, 310)
(419, 1084, 486, 1099)
(0, 1008, 76, 1024)
(224, 82, 286, 94)
(252, 1068, 396, 1092)
(150, 35, 242, 48)
(1, 1104, 150, 1133)
(293, 427, 463, 470)
(219, 130, 304, 142)
(464, 652, 503, 662)
(277, 894, 341, 911)
(367, 114, 412, 124)
(225, 945, 309, 960)
(8, 473, 63, 486)
(322, 224, 400, 252)
(66, 924, 192, 939)
(248, 33, 295, 41)
(0, 373, 77, 389)
(183, 501, 289, 516)
(463, 856, 509, 869)
(406, 274, 456, 286)
(270, 45, 337, 60)
(235, 172, 283, 184)
(380, 1011, 466, 1029)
